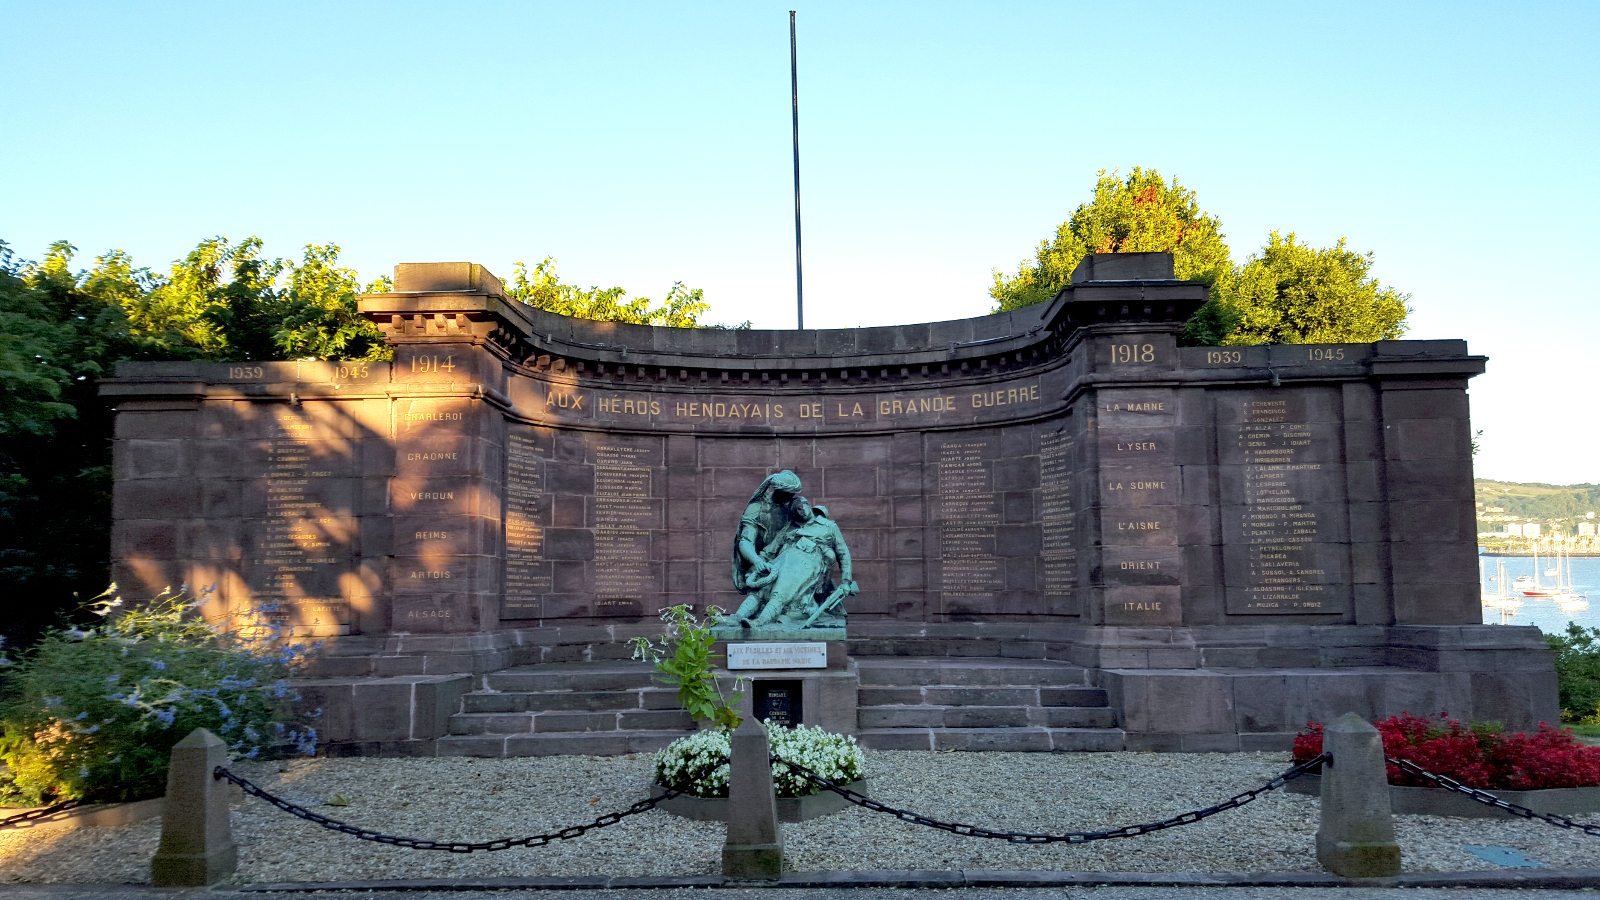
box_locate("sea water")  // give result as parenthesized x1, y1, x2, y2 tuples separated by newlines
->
(1479, 553, 1600, 635)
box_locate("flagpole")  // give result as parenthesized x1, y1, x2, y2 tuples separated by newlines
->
(790, 10, 804, 330)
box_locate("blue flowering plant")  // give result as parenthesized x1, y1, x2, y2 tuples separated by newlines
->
(0, 586, 320, 806)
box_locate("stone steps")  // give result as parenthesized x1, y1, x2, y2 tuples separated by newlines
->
(852, 657, 1123, 752)
(437, 730, 691, 758)
(856, 726, 1124, 752)
(448, 661, 697, 747)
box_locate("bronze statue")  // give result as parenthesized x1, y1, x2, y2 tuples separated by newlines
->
(723, 474, 855, 638)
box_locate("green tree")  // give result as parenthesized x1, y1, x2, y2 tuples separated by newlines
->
(991, 167, 1234, 315)
(0, 236, 394, 650)
(992, 169, 1413, 346)
(505, 257, 709, 327)
(0, 242, 142, 648)
(1221, 232, 1410, 345)
(276, 244, 390, 360)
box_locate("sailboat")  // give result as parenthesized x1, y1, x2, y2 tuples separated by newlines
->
(1551, 540, 1589, 610)
(1482, 557, 1522, 624)
(1517, 539, 1562, 596)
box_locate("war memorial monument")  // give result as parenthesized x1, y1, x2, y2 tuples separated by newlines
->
(100, 251, 1558, 756)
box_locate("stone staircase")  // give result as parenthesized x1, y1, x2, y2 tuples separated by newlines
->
(438, 661, 696, 758)
(854, 657, 1124, 752)
(435, 656, 1124, 757)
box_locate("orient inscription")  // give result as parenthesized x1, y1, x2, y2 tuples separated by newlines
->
(935, 440, 1002, 602)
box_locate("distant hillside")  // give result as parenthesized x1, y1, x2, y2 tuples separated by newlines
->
(1476, 479, 1600, 522)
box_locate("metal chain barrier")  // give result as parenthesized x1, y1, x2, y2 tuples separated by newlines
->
(0, 800, 84, 829)
(1385, 755, 1600, 837)
(770, 752, 1329, 844)
(213, 766, 686, 853)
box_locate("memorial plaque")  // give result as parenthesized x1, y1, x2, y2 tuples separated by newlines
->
(503, 427, 551, 619)
(1038, 428, 1077, 613)
(1218, 390, 1351, 614)
(727, 642, 828, 669)
(934, 438, 1003, 610)
(592, 444, 655, 616)
(753, 680, 804, 728)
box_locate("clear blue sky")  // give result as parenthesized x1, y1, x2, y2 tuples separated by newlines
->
(3, 1, 1596, 484)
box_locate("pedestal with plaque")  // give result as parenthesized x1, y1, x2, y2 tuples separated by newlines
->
(717, 639, 857, 736)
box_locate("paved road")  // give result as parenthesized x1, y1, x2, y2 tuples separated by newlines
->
(5, 887, 1600, 900)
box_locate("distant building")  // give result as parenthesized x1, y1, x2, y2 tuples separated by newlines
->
(1581, 522, 1597, 536)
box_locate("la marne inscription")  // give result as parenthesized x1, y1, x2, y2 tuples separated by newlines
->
(102, 254, 1485, 639)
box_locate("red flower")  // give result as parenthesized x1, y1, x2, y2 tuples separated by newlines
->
(1291, 713, 1600, 790)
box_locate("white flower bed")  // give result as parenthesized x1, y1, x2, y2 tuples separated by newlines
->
(653, 723, 866, 798)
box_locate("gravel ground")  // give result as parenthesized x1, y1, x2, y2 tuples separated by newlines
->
(3, 751, 1599, 884)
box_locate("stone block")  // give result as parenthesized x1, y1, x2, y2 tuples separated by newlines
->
(723, 718, 783, 880)
(931, 727, 1050, 751)
(151, 729, 236, 886)
(1316, 714, 1401, 877)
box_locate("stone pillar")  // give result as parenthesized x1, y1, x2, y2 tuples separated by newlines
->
(721, 717, 783, 880)
(151, 728, 237, 886)
(1316, 713, 1401, 877)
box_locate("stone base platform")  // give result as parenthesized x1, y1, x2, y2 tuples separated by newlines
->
(289, 623, 1559, 757)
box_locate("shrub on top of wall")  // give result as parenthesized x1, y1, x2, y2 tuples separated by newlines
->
(0, 588, 319, 806)
(1292, 712, 1600, 791)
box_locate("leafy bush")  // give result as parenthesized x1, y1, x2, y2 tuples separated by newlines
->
(630, 605, 742, 730)
(1545, 624, 1600, 723)
(653, 723, 866, 799)
(0, 588, 318, 805)
(1292, 712, 1600, 790)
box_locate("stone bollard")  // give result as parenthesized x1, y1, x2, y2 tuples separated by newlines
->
(151, 728, 237, 886)
(1316, 713, 1401, 878)
(721, 716, 783, 880)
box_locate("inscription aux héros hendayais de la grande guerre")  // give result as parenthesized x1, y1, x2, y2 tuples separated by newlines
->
(535, 383, 1043, 423)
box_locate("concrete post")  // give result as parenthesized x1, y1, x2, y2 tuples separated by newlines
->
(721, 716, 783, 880)
(151, 728, 237, 886)
(1316, 713, 1401, 877)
